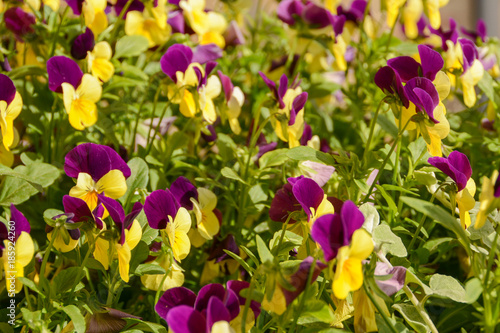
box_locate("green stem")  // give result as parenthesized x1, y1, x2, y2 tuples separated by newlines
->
(362, 98, 386, 165)
(145, 100, 171, 156)
(49, 7, 69, 58)
(130, 79, 155, 154)
(241, 274, 256, 333)
(106, 268, 120, 306)
(385, 7, 400, 53)
(407, 192, 437, 252)
(40, 228, 58, 286)
(403, 285, 439, 333)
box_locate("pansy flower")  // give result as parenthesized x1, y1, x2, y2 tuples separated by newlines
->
(218, 71, 244, 135)
(429, 151, 476, 228)
(47, 56, 102, 130)
(144, 188, 192, 261)
(0, 74, 22, 152)
(475, 168, 500, 229)
(262, 256, 326, 315)
(0, 204, 34, 294)
(461, 19, 487, 44)
(311, 201, 374, 299)
(179, 0, 228, 48)
(124, 0, 170, 47)
(260, 72, 308, 148)
(64, 143, 131, 212)
(95, 195, 143, 282)
(66, 0, 108, 36)
(458, 39, 484, 107)
(4, 7, 36, 41)
(277, 0, 337, 29)
(155, 281, 261, 332)
(141, 241, 185, 291)
(161, 44, 221, 123)
(375, 44, 451, 156)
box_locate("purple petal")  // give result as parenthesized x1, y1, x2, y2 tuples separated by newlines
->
(292, 177, 324, 220)
(257, 142, 277, 159)
(168, 10, 185, 34)
(47, 56, 84, 93)
(404, 77, 440, 122)
(459, 38, 479, 72)
(114, 0, 145, 18)
(277, 0, 304, 26)
(302, 2, 333, 29)
(494, 172, 500, 198)
(311, 214, 344, 261)
(387, 56, 421, 82)
(477, 19, 487, 42)
(201, 62, 218, 87)
(170, 176, 198, 210)
(259, 71, 278, 100)
(98, 195, 127, 243)
(300, 123, 312, 146)
(340, 200, 365, 243)
(192, 44, 223, 64)
(155, 287, 197, 320)
(224, 21, 246, 46)
(428, 151, 471, 191)
(269, 183, 301, 223)
(123, 201, 143, 230)
(92, 205, 105, 229)
(71, 28, 95, 60)
(160, 44, 193, 83)
(144, 190, 179, 229)
(0, 74, 16, 104)
(64, 143, 131, 181)
(65, 0, 85, 15)
(374, 263, 407, 296)
(374, 66, 409, 108)
(282, 256, 326, 305)
(331, 15, 346, 36)
(206, 297, 231, 331)
(195, 284, 226, 313)
(201, 125, 218, 143)
(63, 195, 93, 223)
(0, 223, 8, 255)
(223, 289, 241, 320)
(10, 204, 30, 241)
(277, 74, 288, 109)
(4, 7, 36, 38)
(166, 306, 207, 333)
(217, 70, 234, 101)
(227, 280, 261, 319)
(289, 92, 307, 126)
(418, 45, 443, 81)
(207, 234, 240, 263)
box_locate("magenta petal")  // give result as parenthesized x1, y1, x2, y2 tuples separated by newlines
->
(64, 143, 131, 181)
(340, 200, 365, 243)
(277, 0, 304, 26)
(428, 151, 471, 191)
(269, 183, 300, 223)
(387, 56, 421, 83)
(223, 289, 241, 320)
(0, 74, 16, 104)
(375, 263, 407, 296)
(227, 280, 261, 319)
(155, 287, 197, 320)
(374, 66, 409, 108)
(160, 44, 193, 83)
(123, 202, 143, 230)
(98, 195, 126, 243)
(292, 177, 324, 220)
(331, 15, 346, 37)
(65, 0, 85, 15)
(302, 2, 333, 29)
(195, 284, 226, 313)
(300, 123, 313, 146)
(170, 176, 198, 210)
(47, 56, 84, 93)
(63, 195, 93, 223)
(0, 223, 8, 255)
(259, 71, 278, 99)
(206, 298, 231, 331)
(418, 45, 443, 81)
(71, 28, 95, 60)
(459, 38, 479, 72)
(114, 0, 144, 18)
(168, 10, 185, 34)
(477, 19, 487, 42)
(217, 70, 234, 101)
(494, 173, 500, 198)
(166, 306, 207, 333)
(144, 190, 179, 229)
(10, 204, 30, 241)
(289, 92, 307, 126)
(282, 256, 326, 305)
(404, 77, 439, 122)
(192, 44, 222, 64)
(4, 7, 36, 39)
(311, 214, 344, 261)
(277, 74, 288, 109)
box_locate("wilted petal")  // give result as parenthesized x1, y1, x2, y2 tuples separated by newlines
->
(282, 257, 326, 305)
(47, 56, 84, 93)
(374, 263, 407, 296)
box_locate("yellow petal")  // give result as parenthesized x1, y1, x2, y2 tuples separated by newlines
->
(68, 98, 98, 130)
(202, 98, 217, 124)
(117, 243, 131, 282)
(125, 219, 142, 250)
(433, 71, 451, 100)
(197, 210, 220, 240)
(403, 0, 423, 39)
(96, 169, 128, 199)
(77, 74, 102, 102)
(62, 82, 76, 115)
(179, 90, 197, 118)
(174, 207, 192, 233)
(93, 237, 110, 270)
(14, 232, 34, 267)
(262, 285, 287, 315)
(349, 229, 374, 260)
(333, 253, 364, 299)
(211, 321, 234, 333)
(125, 11, 145, 36)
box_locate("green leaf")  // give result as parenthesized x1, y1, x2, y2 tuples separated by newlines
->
(85, 258, 106, 271)
(286, 146, 335, 165)
(375, 185, 398, 213)
(429, 274, 467, 303)
(256, 234, 273, 263)
(359, 203, 380, 233)
(464, 278, 483, 304)
(53, 267, 85, 293)
(405, 270, 433, 295)
(120, 157, 149, 206)
(373, 224, 407, 257)
(478, 71, 497, 107)
(124, 318, 167, 333)
(223, 250, 254, 275)
(221, 167, 248, 185)
(61, 305, 86, 333)
(0, 323, 14, 333)
(0, 165, 43, 192)
(400, 196, 470, 252)
(114, 36, 150, 58)
(17, 277, 43, 295)
(392, 304, 429, 333)
(259, 148, 289, 169)
(298, 300, 335, 324)
(134, 263, 166, 276)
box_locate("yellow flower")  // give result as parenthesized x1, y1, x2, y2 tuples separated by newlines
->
(164, 207, 191, 262)
(461, 59, 484, 108)
(62, 74, 102, 130)
(456, 178, 476, 229)
(180, 0, 227, 48)
(272, 87, 306, 148)
(69, 170, 127, 212)
(424, 103, 450, 157)
(475, 171, 500, 229)
(192, 188, 219, 240)
(83, 0, 108, 36)
(47, 229, 79, 253)
(226, 86, 244, 135)
(125, 0, 170, 47)
(0, 92, 22, 151)
(141, 253, 184, 291)
(333, 229, 373, 299)
(2, 232, 34, 294)
(87, 41, 115, 83)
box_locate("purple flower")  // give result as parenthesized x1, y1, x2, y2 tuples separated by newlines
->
(374, 263, 406, 297)
(170, 176, 198, 211)
(155, 282, 260, 333)
(160, 44, 194, 83)
(45, 213, 82, 242)
(71, 28, 95, 60)
(64, 143, 131, 182)
(0, 205, 31, 257)
(168, 10, 186, 34)
(207, 234, 240, 263)
(461, 19, 487, 43)
(0, 74, 16, 105)
(63, 195, 105, 229)
(114, 0, 147, 18)
(431, 18, 459, 51)
(428, 151, 472, 191)
(99, 195, 143, 245)
(310, 200, 365, 261)
(459, 38, 480, 73)
(192, 44, 223, 64)
(47, 56, 84, 93)
(144, 189, 180, 229)
(4, 7, 36, 40)
(277, 0, 338, 29)
(336, 0, 367, 24)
